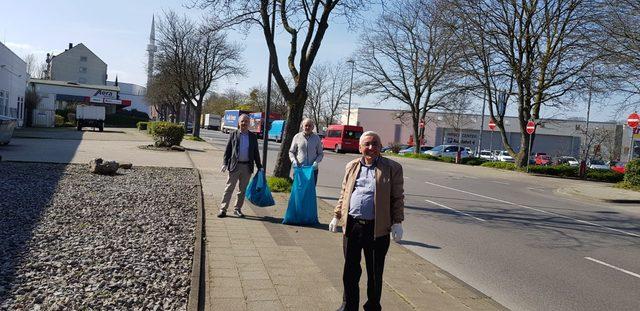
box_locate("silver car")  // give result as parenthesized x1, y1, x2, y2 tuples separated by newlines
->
(424, 145, 470, 158)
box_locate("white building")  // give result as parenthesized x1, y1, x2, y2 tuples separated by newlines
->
(29, 79, 125, 127)
(107, 81, 150, 115)
(342, 107, 626, 161)
(48, 43, 107, 85)
(0, 42, 28, 127)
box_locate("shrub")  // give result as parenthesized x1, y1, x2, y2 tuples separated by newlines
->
(54, 114, 65, 126)
(105, 110, 150, 128)
(624, 159, 640, 186)
(586, 169, 624, 183)
(386, 142, 404, 154)
(529, 165, 578, 177)
(267, 176, 292, 192)
(481, 161, 518, 170)
(461, 157, 486, 166)
(137, 121, 148, 130)
(151, 122, 185, 147)
(184, 135, 205, 142)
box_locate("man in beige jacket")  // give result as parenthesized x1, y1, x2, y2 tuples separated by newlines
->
(329, 131, 405, 311)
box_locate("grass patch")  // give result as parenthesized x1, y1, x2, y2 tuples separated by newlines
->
(480, 161, 519, 171)
(267, 176, 292, 193)
(614, 181, 640, 191)
(184, 135, 205, 142)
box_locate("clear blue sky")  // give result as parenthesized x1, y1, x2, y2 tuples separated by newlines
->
(0, 0, 623, 122)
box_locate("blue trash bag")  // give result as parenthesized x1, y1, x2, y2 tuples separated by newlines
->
(245, 170, 275, 207)
(283, 166, 319, 225)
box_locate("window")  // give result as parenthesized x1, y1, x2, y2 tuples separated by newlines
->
(80, 56, 87, 62)
(327, 130, 341, 138)
(79, 67, 87, 73)
(344, 130, 362, 139)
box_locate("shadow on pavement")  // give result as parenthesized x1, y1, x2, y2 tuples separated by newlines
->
(398, 240, 441, 249)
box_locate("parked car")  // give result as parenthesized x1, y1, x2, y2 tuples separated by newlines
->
(478, 150, 494, 160)
(588, 159, 609, 170)
(610, 161, 626, 174)
(382, 144, 409, 153)
(556, 156, 579, 166)
(534, 153, 552, 166)
(398, 145, 433, 155)
(424, 145, 470, 158)
(321, 124, 364, 153)
(496, 151, 515, 162)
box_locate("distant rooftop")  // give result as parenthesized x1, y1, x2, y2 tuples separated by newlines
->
(29, 78, 119, 92)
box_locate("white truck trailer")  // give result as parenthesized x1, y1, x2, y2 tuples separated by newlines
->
(76, 105, 106, 132)
(204, 114, 222, 130)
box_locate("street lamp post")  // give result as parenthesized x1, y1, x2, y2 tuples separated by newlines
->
(346, 59, 355, 126)
(262, 0, 277, 171)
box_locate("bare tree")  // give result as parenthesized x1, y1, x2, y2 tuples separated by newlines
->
(24, 54, 46, 79)
(305, 63, 329, 128)
(146, 70, 183, 122)
(157, 11, 245, 137)
(355, 0, 462, 154)
(450, 0, 601, 167)
(440, 92, 474, 162)
(191, 0, 374, 178)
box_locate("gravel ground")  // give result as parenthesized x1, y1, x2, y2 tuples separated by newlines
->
(0, 162, 198, 310)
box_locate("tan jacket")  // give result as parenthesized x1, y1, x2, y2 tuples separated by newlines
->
(334, 156, 405, 238)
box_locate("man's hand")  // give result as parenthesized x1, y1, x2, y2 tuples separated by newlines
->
(221, 165, 228, 173)
(292, 161, 299, 167)
(328, 217, 339, 232)
(391, 223, 403, 242)
(312, 161, 319, 170)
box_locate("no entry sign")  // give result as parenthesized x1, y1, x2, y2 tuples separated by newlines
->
(628, 112, 639, 129)
(488, 118, 496, 131)
(526, 120, 536, 135)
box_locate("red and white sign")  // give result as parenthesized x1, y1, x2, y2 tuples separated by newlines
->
(419, 119, 425, 129)
(488, 118, 496, 131)
(628, 112, 640, 129)
(526, 120, 536, 135)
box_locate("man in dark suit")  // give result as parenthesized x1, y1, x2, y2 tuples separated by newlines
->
(218, 114, 262, 218)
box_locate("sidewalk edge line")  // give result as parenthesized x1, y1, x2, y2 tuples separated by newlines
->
(186, 155, 205, 311)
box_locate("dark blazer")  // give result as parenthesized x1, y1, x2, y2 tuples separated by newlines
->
(223, 130, 262, 173)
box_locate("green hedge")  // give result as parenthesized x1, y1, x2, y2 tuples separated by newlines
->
(481, 162, 518, 170)
(54, 114, 65, 126)
(586, 170, 624, 183)
(105, 109, 150, 128)
(460, 157, 486, 166)
(149, 121, 185, 147)
(529, 165, 579, 178)
(267, 176, 292, 192)
(624, 159, 640, 186)
(137, 121, 148, 130)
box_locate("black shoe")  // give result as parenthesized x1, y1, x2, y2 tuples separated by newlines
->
(217, 211, 226, 218)
(233, 210, 245, 218)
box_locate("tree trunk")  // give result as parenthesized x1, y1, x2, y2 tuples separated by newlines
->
(184, 103, 191, 129)
(413, 126, 420, 154)
(515, 132, 529, 167)
(193, 100, 202, 138)
(273, 96, 306, 178)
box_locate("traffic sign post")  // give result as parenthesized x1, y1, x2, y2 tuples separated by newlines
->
(488, 118, 496, 159)
(628, 112, 639, 161)
(526, 120, 536, 173)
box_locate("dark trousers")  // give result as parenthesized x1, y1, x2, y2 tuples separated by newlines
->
(342, 215, 390, 311)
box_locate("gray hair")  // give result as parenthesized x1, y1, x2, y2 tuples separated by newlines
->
(359, 131, 381, 146)
(301, 118, 315, 128)
(239, 114, 250, 121)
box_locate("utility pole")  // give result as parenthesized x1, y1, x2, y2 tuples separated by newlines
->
(346, 59, 355, 125)
(477, 89, 486, 156)
(262, 0, 276, 171)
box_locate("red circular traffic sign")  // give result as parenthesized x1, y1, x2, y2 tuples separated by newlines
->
(419, 119, 425, 129)
(526, 120, 536, 135)
(488, 119, 496, 131)
(628, 112, 640, 129)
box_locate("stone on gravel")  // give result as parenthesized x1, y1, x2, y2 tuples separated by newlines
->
(89, 158, 119, 175)
(119, 163, 133, 169)
(170, 145, 185, 152)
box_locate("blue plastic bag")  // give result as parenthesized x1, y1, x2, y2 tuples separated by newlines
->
(245, 170, 275, 207)
(283, 166, 319, 225)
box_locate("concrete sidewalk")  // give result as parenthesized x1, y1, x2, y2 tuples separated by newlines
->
(183, 139, 505, 311)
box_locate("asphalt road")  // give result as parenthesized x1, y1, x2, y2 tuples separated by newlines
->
(200, 129, 640, 311)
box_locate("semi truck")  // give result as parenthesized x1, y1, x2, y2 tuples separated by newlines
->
(203, 114, 222, 130)
(221, 110, 250, 133)
(76, 104, 105, 132)
(248, 112, 283, 138)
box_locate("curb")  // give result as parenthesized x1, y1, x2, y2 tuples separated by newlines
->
(186, 160, 205, 311)
(556, 187, 640, 204)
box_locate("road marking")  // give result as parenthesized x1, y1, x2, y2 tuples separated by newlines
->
(425, 199, 486, 222)
(489, 180, 510, 185)
(424, 181, 640, 238)
(584, 257, 640, 279)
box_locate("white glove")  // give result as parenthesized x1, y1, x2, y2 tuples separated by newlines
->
(329, 217, 339, 232)
(391, 223, 403, 242)
(221, 165, 228, 173)
(292, 161, 299, 167)
(312, 161, 319, 170)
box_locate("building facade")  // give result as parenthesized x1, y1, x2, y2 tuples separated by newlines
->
(107, 81, 150, 115)
(48, 43, 107, 85)
(29, 79, 126, 127)
(0, 42, 28, 127)
(342, 107, 626, 161)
